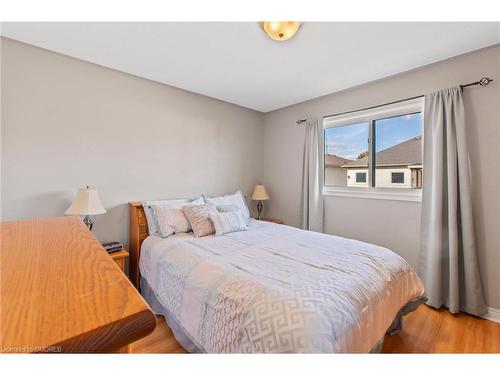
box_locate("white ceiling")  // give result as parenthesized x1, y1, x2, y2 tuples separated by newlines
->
(2, 22, 499, 112)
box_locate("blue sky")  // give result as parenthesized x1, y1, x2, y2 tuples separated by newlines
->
(325, 113, 421, 160)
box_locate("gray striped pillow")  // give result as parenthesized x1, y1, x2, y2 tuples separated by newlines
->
(182, 203, 218, 237)
(209, 211, 248, 236)
(203, 190, 250, 222)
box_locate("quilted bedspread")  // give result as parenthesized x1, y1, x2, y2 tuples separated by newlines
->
(139, 220, 424, 353)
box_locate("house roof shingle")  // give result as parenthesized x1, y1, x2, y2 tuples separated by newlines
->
(325, 154, 352, 167)
(342, 136, 422, 168)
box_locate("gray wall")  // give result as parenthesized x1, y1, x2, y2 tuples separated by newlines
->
(1, 38, 264, 245)
(262, 45, 500, 309)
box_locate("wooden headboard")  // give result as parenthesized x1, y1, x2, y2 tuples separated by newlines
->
(129, 202, 149, 289)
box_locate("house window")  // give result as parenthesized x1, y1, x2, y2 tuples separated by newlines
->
(323, 97, 423, 201)
(356, 172, 367, 183)
(374, 113, 422, 188)
(391, 172, 405, 184)
(324, 122, 369, 187)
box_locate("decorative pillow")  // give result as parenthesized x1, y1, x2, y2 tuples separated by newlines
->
(209, 211, 248, 236)
(182, 203, 218, 237)
(142, 197, 203, 235)
(203, 190, 250, 222)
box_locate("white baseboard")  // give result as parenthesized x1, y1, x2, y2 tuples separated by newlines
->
(482, 307, 500, 323)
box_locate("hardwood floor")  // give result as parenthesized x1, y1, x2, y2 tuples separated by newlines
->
(128, 305, 500, 354)
(128, 316, 186, 353)
(382, 305, 500, 353)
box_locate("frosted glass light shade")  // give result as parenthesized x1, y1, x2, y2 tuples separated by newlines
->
(65, 187, 106, 216)
(251, 184, 270, 201)
(261, 21, 302, 41)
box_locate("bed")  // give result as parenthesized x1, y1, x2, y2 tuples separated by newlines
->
(129, 202, 425, 353)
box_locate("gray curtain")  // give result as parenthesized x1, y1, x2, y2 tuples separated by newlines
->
(419, 87, 486, 316)
(300, 117, 324, 232)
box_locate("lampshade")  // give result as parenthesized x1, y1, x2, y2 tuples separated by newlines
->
(251, 184, 270, 201)
(260, 21, 302, 41)
(65, 186, 106, 216)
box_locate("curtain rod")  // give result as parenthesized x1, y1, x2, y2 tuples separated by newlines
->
(296, 77, 493, 125)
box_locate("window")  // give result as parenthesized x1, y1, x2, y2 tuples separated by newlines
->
(323, 98, 423, 201)
(324, 122, 368, 187)
(374, 113, 422, 188)
(391, 172, 404, 184)
(356, 172, 367, 183)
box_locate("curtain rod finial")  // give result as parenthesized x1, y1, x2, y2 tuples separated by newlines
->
(480, 77, 493, 86)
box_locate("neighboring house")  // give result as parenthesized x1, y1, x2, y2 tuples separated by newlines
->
(324, 154, 351, 186)
(325, 136, 423, 189)
(343, 136, 422, 188)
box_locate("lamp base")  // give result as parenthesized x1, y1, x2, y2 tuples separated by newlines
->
(257, 201, 263, 220)
(82, 215, 94, 231)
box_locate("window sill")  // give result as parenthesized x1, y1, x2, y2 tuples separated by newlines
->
(322, 187, 422, 202)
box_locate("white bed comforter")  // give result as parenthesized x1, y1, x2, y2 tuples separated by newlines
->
(140, 219, 424, 353)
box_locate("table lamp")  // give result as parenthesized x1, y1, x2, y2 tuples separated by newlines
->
(251, 184, 270, 220)
(65, 186, 106, 230)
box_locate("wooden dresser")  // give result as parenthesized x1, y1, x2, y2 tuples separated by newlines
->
(0, 216, 156, 353)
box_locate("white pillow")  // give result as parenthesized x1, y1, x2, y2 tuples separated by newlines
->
(150, 204, 175, 238)
(151, 203, 193, 238)
(216, 204, 240, 213)
(203, 190, 250, 222)
(209, 211, 248, 236)
(142, 197, 203, 235)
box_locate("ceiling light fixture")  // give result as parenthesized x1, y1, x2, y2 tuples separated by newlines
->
(260, 21, 302, 41)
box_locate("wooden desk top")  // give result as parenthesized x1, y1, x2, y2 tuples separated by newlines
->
(0, 216, 156, 353)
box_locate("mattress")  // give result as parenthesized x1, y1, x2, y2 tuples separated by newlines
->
(139, 219, 425, 353)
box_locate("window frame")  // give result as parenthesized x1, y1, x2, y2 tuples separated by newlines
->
(356, 172, 367, 183)
(391, 172, 405, 184)
(322, 97, 424, 202)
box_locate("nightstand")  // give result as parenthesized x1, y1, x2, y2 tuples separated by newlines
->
(109, 249, 129, 273)
(260, 217, 284, 224)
